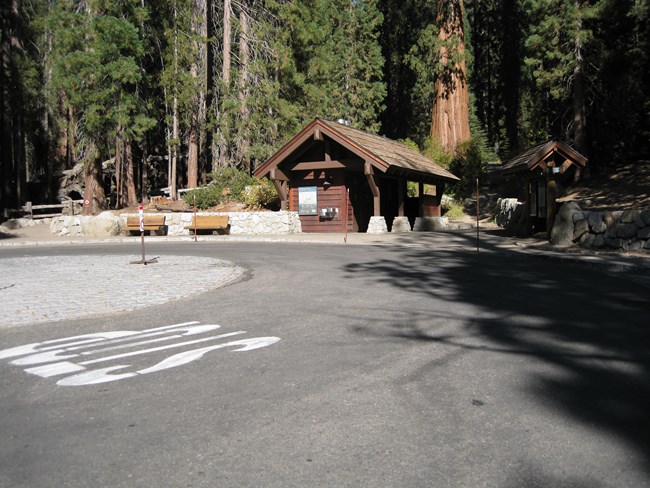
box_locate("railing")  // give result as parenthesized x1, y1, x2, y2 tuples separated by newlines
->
(22, 200, 84, 219)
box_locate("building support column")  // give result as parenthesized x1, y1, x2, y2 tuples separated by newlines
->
(546, 163, 557, 239)
(418, 182, 424, 217)
(365, 163, 380, 216)
(397, 179, 406, 217)
(270, 168, 289, 210)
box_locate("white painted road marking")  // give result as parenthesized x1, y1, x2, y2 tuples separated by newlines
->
(1, 322, 280, 386)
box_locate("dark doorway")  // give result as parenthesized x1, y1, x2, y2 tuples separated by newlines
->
(347, 173, 373, 232)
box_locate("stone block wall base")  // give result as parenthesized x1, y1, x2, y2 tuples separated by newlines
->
(391, 216, 411, 233)
(413, 217, 449, 232)
(51, 211, 303, 237)
(367, 216, 388, 234)
(551, 202, 650, 251)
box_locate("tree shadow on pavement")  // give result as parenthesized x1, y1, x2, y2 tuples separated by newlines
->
(342, 234, 650, 477)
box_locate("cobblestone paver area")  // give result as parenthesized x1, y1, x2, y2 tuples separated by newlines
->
(0, 255, 243, 327)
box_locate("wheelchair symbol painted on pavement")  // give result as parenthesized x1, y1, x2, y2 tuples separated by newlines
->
(0, 322, 280, 386)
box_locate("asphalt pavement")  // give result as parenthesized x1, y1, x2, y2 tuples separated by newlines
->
(1, 222, 649, 328)
(1, 223, 649, 487)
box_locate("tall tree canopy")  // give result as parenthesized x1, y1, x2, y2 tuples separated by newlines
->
(1, 0, 648, 212)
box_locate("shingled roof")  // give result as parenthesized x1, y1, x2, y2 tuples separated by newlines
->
(495, 140, 587, 176)
(255, 118, 459, 183)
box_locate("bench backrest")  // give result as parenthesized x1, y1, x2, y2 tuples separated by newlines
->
(126, 215, 166, 226)
(191, 215, 229, 226)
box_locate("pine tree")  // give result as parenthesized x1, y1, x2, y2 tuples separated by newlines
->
(522, 0, 602, 165)
(589, 0, 650, 165)
(283, 0, 386, 131)
(48, 0, 155, 211)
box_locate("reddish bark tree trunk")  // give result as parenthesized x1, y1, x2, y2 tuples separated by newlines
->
(82, 143, 106, 215)
(430, 0, 471, 152)
(124, 139, 138, 207)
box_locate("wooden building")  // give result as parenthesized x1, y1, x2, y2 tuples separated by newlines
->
(254, 118, 460, 233)
(492, 140, 587, 235)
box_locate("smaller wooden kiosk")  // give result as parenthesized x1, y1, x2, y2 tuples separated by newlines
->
(493, 140, 587, 236)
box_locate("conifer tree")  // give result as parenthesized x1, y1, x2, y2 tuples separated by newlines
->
(283, 0, 386, 131)
(522, 0, 601, 168)
(49, 0, 154, 210)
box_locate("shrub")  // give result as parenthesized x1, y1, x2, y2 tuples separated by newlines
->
(242, 179, 280, 210)
(442, 199, 466, 219)
(185, 186, 223, 209)
(183, 167, 279, 210)
(407, 181, 419, 197)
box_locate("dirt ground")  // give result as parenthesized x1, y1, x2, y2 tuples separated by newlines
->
(559, 159, 650, 211)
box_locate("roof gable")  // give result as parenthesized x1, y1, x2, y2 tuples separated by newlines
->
(255, 118, 459, 182)
(497, 140, 587, 176)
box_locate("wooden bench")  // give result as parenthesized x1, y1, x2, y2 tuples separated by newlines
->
(185, 215, 230, 234)
(122, 215, 167, 235)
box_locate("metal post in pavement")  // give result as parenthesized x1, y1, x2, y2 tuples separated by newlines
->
(130, 203, 158, 265)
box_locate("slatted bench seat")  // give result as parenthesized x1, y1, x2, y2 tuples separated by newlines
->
(185, 215, 230, 234)
(122, 215, 167, 235)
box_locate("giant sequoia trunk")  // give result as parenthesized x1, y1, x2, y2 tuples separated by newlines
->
(82, 142, 106, 215)
(430, 0, 471, 152)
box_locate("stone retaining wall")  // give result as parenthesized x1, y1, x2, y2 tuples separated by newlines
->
(50, 210, 302, 237)
(551, 202, 650, 251)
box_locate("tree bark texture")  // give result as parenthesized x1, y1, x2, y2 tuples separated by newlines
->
(573, 0, 587, 180)
(223, 0, 232, 85)
(430, 0, 471, 152)
(186, 0, 207, 189)
(82, 142, 106, 214)
(1, 0, 26, 209)
(237, 5, 250, 172)
(124, 139, 138, 207)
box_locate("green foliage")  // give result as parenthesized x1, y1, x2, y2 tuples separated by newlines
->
(280, 0, 386, 133)
(184, 186, 222, 210)
(5, 0, 650, 214)
(207, 167, 258, 198)
(441, 199, 466, 219)
(448, 135, 492, 198)
(406, 181, 419, 198)
(422, 137, 454, 170)
(242, 179, 280, 210)
(183, 168, 278, 210)
(49, 1, 154, 144)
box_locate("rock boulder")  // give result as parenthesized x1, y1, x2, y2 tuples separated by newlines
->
(550, 202, 581, 246)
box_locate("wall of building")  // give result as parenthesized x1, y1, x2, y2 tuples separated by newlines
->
(288, 169, 351, 233)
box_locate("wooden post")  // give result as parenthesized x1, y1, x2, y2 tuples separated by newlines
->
(193, 194, 197, 242)
(364, 163, 380, 217)
(546, 164, 557, 238)
(397, 180, 405, 217)
(272, 180, 287, 210)
(476, 178, 480, 252)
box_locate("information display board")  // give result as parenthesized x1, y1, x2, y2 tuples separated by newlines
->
(298, 186, 318, 215)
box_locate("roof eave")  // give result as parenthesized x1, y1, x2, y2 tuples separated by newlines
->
(254, 118, 390, 178)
